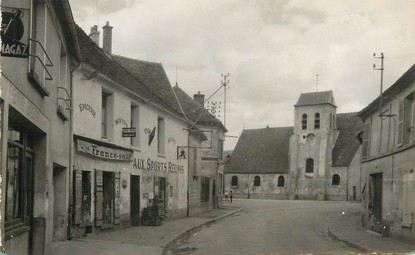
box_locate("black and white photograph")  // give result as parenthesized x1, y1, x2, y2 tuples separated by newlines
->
(1, 0, 415, 254)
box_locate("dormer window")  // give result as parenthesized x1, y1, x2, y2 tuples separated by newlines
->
(302, 114, 307, 130)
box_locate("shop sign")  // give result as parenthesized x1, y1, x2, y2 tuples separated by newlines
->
(1, 7, 30, 58)
(133, 157, 184, 174)
(77, 139, 133, 161)
(122, 127, 136, 137)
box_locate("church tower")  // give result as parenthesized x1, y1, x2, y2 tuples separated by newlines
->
(288, 91, 337, 200)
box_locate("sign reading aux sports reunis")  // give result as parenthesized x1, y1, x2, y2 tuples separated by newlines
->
(133, 157, 184, 174)
(1, 7, 30, 58)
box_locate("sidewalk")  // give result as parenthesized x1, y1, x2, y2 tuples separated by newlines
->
(327, 206, 415, 254)
(50, 205, 241, 255)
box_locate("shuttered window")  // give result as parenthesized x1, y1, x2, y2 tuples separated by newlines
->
(398, 100, 404, 146)
(362, 120, 371, 158)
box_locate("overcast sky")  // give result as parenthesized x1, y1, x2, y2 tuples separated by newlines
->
(70, 0, 415, 150)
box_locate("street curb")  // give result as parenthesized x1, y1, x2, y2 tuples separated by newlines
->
(326, 225, 368, 253)
(161, 207, 243, 255)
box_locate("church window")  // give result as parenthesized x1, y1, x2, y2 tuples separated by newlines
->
(277, 176, 285, 187)
(231, 176, 238, 186)
(332, 174, 340, 185)
(314, 113, 320, 129)
(305, 158, 314, 173)
(254, 176, 261, 186)
(302, 114, 307, 130)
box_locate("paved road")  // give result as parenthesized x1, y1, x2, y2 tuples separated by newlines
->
(167, 199, 361, 255)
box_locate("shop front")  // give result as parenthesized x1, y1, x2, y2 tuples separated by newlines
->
(72, 136, 133, 236)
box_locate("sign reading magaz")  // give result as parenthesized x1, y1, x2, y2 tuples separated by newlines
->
(1, 7, 30, 58)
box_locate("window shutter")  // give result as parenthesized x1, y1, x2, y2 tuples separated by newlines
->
(74, 170, 83, 224)
(114, 172, 121, 225)
(398, 100, 404, 145)
(95, 170, 103, 227)
(362, 121, 371, 158)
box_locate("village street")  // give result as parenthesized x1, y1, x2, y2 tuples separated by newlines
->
(167, 199, 415, 255)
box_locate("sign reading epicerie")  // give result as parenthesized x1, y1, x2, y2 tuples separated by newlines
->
(77, 139, 133, 161)
(133, 158, 184, 174)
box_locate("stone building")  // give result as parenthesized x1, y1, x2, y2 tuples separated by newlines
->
(172, 89, 227, 215)
(0, 0, 81, 254)
(225, 91, 363, 201)
(358, 64, 415, 241)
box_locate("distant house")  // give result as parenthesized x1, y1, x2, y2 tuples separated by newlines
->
(225, 91, 363, 201)
(358, 64, 415, 241)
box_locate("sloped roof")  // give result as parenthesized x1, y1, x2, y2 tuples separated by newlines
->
(75, 25, 180, 116)
(113, 55, 183, 116)
(332, 112, 363, 167)
(51, 1, 81, 63)
(295, 90, 336, 107)
(224, 127, 293, 174)
(173, 85, 226, 130)
(358, 64, 415, 120)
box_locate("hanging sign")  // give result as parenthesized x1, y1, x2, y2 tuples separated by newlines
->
(1, 7, 30, 58)
(122, 127, 136, 137)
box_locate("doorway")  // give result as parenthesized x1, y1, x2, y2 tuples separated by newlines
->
(130, 175, 140, 226)
(369, 173, 383, 233)
(102, 172, 114, 225)
(53, 165, 67, 241)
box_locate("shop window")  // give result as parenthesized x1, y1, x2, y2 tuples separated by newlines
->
(306, 158, 314, 173)
(231, 176, 238, 187)
(332, 174, 340, 185)
(254, 176, 261, 186)
(201, 177, 210, 202)
(157, 117, 165, 154)
(314, 113, 320, 129)
(277, 176, 285, 187)
(130, 104, 140, 147)
(5, 128, 33, 234)
(302, 114, 307, 130)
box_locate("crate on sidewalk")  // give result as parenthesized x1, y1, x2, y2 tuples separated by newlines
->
(141, 198, 164, 226)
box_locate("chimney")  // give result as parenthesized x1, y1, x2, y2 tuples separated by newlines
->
(193, 91, 205, 108)
(102, 21, 113, 54)
(89, 25, 100, 46)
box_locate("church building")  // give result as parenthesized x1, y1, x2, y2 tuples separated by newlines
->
(224, 91, 363, 201)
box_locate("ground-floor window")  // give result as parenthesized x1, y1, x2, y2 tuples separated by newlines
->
(5, 127, 34, 230)
(331, 174, 340, 185)
(231, 175, 238, 186)
(254, 176, 261, 186)
(201, 177, 210, 202)
(277, 176, 285, 187)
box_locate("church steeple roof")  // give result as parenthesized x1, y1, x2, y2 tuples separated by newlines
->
(294, 90, 336, 107)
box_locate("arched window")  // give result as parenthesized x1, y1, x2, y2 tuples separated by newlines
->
(277, 176, 285, 187)
(306, 158, 314, 173)
(231, 176, 238, 186)
(254, 176, 261, 186)
(332, 174, 340, 185)
(302, 114, 307, 130)
(314, 113, 320, 129)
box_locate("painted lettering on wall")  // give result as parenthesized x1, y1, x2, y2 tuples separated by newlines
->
(77, 139, 133, 161)
(115, 118, 128, 127)
(133, 157, 184, 174)
(79, 103, 96, 118)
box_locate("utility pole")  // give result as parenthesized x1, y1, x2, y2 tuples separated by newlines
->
(373, 52, 385, 117)
(221, 73, 230, 127)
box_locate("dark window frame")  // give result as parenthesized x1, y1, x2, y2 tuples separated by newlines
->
(332, 174, 340, 185)
(277, 176, 285, 187)
(231, 176, 238, 187)
(306, 158, 314, 173)
(254, 176, 261, 186)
